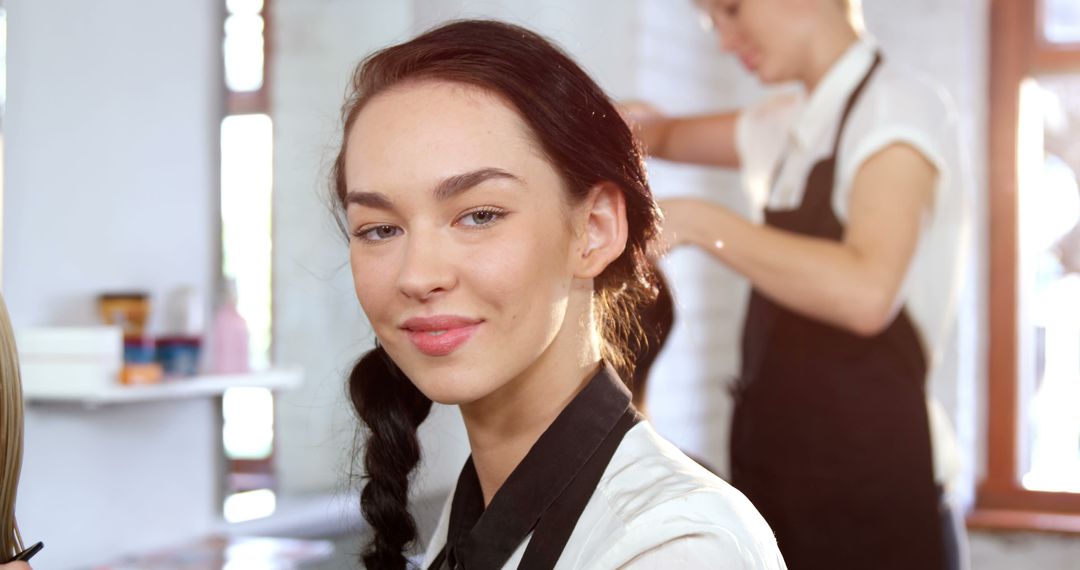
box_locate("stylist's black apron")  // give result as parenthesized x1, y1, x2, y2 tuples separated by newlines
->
(730, 54, 946, 570)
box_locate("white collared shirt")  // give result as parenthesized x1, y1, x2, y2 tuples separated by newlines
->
(421, 421, 788, 569)
(734, 36, 969, 488)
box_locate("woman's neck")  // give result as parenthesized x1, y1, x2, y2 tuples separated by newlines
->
(799, 24, 860, 92)
(459, 297, 601, 506)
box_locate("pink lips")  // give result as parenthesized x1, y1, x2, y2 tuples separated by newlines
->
(400, 315, 483, 357)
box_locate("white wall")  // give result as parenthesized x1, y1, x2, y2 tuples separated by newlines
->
(411, 0, 638, 98)
(18, 401, 221, 568)
(971, 530, 1080, 569)
(3, 0, 219, 330)
(270, 0, 416, 497)
(3, 0, 223, 567)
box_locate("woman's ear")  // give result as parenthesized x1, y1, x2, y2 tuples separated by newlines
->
(573, 182, 629, 279)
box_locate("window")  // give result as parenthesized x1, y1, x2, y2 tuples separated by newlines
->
(219, 0, 276, 522)
(975, 0, 1080, 531)
(1043, 0, 1080, 46)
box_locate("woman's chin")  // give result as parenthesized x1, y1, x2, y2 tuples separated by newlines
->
(419, 384, 487, 407)
(407, 370, 493, 406)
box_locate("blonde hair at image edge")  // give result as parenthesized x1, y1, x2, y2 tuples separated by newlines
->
(0, 293, 24, 558)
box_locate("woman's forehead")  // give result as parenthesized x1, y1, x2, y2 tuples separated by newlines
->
(344, 81, 558, 197)
(354, 81, 531, 145)
(350, 83, 530, 159)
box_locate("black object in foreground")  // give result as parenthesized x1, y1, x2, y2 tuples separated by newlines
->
(10, 541, 43, 562)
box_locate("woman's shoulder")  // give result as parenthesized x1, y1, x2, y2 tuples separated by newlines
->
(567, 422, 785, 568)
(600, 422, 767, 523)
(837, 59, 961, 180)
(736, 86, 804, 173)
(739, 86, 803, 129)
(863, 60, 958, 129)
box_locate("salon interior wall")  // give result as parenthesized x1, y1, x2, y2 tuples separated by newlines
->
(1, 0, 222, 567)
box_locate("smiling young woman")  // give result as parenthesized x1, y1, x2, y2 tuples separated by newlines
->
(330, 19, 787, 570)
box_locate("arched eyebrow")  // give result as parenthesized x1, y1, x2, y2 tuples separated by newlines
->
(432, 167, 522, 200)
(345, 167, 522, 210)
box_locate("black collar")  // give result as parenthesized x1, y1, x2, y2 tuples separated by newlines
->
(437, 364, 636, 570)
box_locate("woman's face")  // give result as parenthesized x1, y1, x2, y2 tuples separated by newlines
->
(699, 0, 812, 83)
(343, 80, 585, 406)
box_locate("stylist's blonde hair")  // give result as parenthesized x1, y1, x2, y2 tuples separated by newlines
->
(843, 0, 866, 33)
(0, 293, 24, 558)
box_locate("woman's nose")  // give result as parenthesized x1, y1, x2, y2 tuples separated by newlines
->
(713, 20, 742, 53)
(395, 231, 457, 301)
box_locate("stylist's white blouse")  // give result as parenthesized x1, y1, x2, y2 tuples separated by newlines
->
(735, 36, 968, 488)
(422, 420, 787, 569)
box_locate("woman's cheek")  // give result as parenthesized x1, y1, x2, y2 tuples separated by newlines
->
(352, 256, 394, 314)
(469, 231, 540, 288)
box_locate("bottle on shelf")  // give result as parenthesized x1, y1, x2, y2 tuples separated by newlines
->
(207, 279, 250, 375)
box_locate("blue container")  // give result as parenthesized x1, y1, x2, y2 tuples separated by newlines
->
(156, 336, 202, 377)
(123, 336, 156, 364)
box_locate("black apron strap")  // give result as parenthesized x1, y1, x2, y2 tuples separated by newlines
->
(426, 409, 640, 570)
(516, 408, 641, 570)
(765, 52, 882, 203)
(830, 52, 882, 158)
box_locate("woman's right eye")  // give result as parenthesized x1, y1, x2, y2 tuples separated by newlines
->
(353, 224, 403, 243)
(710, 0, 738, 18)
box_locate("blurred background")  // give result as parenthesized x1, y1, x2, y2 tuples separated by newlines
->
(2, 0, 1079, 568)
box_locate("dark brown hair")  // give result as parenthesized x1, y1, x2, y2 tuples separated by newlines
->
(630, 267, 675, 411)
(333, 20, 661, 569)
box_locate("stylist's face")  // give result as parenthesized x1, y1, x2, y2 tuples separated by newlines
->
(343, 80, 580, 406)
(700, 0, 810, 83)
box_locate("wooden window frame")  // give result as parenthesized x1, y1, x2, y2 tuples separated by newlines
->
(971, 0, 1080, 534)
(221, 0, 275, 493)
(225, 0, 272, 116)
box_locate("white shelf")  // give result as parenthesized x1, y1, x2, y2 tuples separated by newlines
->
(217, 492, 363, 539)
(23, 367, 303, 406)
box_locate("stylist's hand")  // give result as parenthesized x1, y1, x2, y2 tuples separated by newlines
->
(616, 100, 667, 144)
(1, 561, 32, 569)
(649, 198, 699, 260)
(616, 100, 663, 127)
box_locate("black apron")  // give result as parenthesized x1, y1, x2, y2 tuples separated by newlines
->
(730, 54, 947, 570)
(427, 365, 641, 570)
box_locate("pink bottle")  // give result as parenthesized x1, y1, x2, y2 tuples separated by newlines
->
(208, 279, 250, 375)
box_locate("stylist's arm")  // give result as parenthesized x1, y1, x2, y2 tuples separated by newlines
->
(659, 142, 936, 336)
(1, 562, 31, 569)
(618, 102, 742, 168)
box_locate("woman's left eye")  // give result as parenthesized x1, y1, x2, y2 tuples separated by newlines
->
(457, 208, 506, 228)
